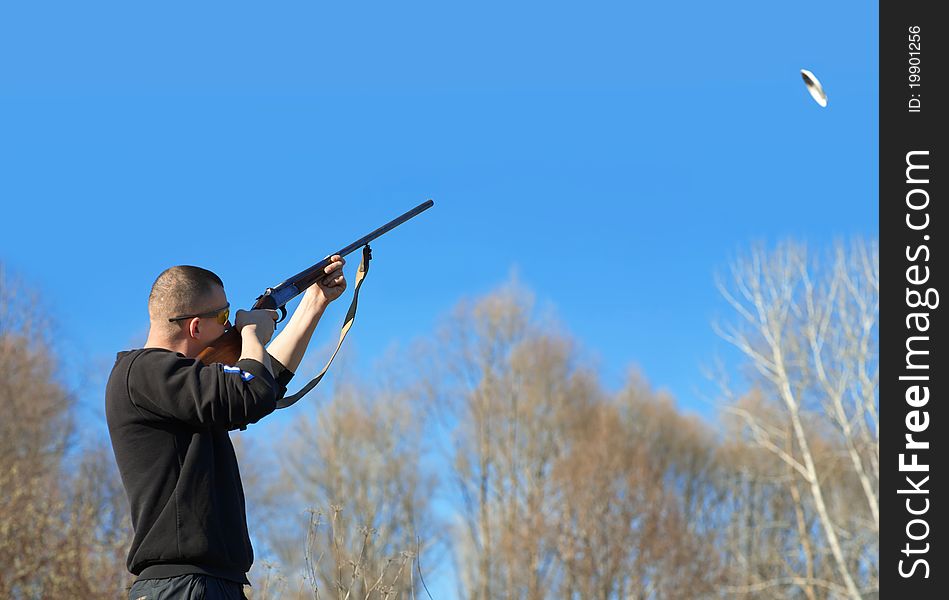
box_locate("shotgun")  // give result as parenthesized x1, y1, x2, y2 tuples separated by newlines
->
(196, 199, 434, 369)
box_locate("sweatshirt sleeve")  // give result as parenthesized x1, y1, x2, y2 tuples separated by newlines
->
(268, 353, 295, 401)
(128, 350, 278, 429)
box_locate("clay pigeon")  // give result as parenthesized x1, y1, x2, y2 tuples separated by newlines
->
(800, 69, 828, 107)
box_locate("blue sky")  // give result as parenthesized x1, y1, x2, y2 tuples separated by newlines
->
(1, 0, 877, 593)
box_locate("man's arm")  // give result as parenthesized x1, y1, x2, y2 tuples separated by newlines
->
(236, 309, 277, 376)
(128, 349, 280, 429)
(267, 255, 347, 372)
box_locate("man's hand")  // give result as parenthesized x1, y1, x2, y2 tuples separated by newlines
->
(235, 309, 278, 345)
(267, 255, 347, 373)
(305, 255, 347, 306)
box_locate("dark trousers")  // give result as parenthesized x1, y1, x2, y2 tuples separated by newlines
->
(129, 574, 247, 600)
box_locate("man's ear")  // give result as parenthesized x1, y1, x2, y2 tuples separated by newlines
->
(188, 317, 202, 340)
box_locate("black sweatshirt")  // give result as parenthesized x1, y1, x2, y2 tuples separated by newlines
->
(105, 348, 293, 584)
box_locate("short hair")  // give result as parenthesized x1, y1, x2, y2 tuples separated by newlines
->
(148, 266, 224, 325)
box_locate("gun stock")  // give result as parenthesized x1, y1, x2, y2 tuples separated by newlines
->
(196, 328, 243, 366)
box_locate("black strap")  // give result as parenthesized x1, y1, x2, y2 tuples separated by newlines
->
(276, 244, 372, 409)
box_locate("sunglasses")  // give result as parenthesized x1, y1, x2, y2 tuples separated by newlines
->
(168, 303, 230, 326)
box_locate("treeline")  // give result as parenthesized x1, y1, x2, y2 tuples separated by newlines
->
(0, 240, 878, 599)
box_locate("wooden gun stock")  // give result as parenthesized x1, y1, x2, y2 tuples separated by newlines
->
(196, 328, 243, 366)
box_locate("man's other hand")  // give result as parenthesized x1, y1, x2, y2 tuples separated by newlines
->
(235, 309, 278, 345)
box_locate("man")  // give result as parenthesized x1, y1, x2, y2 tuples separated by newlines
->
(106, 256, 346, 600)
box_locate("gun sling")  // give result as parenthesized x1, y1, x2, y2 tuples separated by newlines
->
(275, 243, 372, 409)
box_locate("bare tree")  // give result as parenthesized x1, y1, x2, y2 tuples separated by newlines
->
(0, 263, 132, 598)
(714, 240, 879, 599)
(435, 282, 726, 599)
(246, 374, 438, 599)
(434, 283, 563, 600)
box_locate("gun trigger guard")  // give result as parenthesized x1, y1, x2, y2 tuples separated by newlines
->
(277, 306, 288, 324)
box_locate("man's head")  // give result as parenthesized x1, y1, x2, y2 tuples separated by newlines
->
(146, 266, 229, 355)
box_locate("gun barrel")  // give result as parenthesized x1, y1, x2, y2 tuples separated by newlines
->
(336, 199, 434, 259)
(264, 199, 434, 306)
